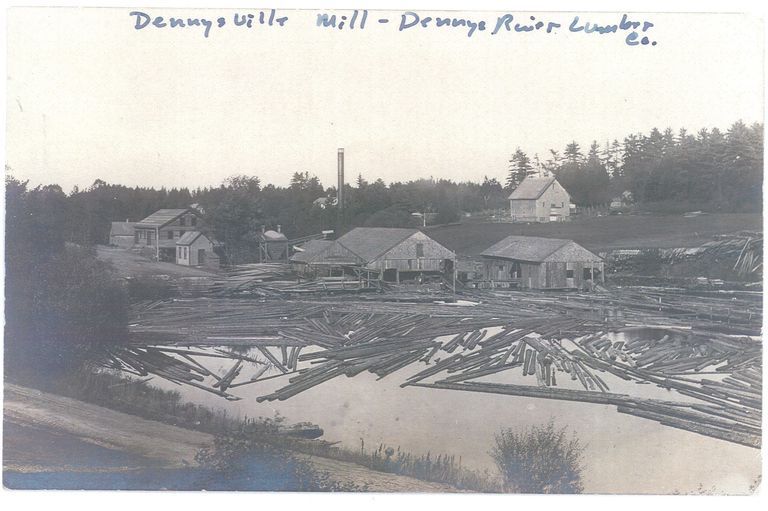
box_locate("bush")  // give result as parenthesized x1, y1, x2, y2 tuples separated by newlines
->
(195, 429, 366, 491)
(490, 421, 585, 493)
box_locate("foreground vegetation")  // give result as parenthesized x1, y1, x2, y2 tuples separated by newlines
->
(491, 421, 585, 493)
(20, 369, 501, 492)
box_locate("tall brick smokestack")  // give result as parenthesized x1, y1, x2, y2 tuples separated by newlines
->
(337, 148, 344, 210)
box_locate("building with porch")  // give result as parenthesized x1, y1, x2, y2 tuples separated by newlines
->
(480, 235, 603, 289)
(134, 208, 202, 261)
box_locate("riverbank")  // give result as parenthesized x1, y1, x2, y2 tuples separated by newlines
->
(3, 383, 465, 492)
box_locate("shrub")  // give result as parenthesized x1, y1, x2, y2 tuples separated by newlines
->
(490, 421, 585, 494)
(195, 429, 366, 491)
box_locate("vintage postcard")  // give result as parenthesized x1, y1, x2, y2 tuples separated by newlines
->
(2, 3, 764, 497)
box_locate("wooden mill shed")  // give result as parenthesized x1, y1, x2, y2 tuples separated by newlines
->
(480, 235, 603, 289)
(304, 227, 455, 282)
(509, 176, 571, 223)
(289, 239, 334, 277)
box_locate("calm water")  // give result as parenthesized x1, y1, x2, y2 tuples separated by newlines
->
(148, 332, 761, 494)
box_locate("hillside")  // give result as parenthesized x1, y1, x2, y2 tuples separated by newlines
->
(424, 213, 762, 255)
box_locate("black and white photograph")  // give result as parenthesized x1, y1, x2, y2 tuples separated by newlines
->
(1, 1, 764, 499)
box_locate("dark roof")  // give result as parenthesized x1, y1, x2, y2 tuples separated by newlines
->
(135, 209, 190, 229)
(290, 239, 333, 264)
(176, 231, 208, 246)
(110, 222, 135, 236)
(508, 177, 557, 200)
(481, 235, 601, 263)
(336, 227, 419, 262)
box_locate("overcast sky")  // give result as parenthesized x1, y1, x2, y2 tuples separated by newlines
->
(5, 7, 764, 191)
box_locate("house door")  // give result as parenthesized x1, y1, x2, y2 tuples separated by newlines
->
(198, 249, 206, 265)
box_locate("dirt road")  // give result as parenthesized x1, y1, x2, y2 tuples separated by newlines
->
(4, 383, 462, 492)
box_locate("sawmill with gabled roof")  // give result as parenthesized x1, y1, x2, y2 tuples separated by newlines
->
(480, 235, 603, 289)
(295, 227, 455, 283)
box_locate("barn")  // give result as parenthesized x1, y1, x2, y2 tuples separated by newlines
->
(302, 227, 455, 282)
(509, 176, 571, 223)
(109, 221, 136, 248)
(480, 235, 603, 290)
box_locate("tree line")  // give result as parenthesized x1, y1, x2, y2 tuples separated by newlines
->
(5, 119, 761, 265)
(506, 120, 763, 210)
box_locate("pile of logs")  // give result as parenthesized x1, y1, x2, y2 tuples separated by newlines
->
(110, 281, 762, 449)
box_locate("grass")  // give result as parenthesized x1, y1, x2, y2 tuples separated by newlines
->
(18, 369, 500, 492)
(425, 213, 761, 254)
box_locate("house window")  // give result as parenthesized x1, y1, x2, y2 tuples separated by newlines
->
(191, 217, 197, 226)
(134, 232, 139, 244)
(180, 217, 186, 226)
(584, 268, 593, 280)
(184, 247, 188, 259)
(566, 269, 574, 279)
(416, 243, 424, 258)
(167, 230, 174, 240)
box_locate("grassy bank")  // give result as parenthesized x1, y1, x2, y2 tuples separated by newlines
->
(10, 369, 500, 492)
(426, 213, 761, 254)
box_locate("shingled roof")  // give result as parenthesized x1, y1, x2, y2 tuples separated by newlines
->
(176, 231, 208, 246)
(481, 235, 601, 263)
(135, 209, 190, 229)
(508, 177, 558, 200)
(336, 227, 419, 263)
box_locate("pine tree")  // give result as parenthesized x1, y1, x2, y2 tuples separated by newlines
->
(506, 148, 533, 190)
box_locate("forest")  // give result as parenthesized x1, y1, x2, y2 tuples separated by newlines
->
(5, 120, 762, 261)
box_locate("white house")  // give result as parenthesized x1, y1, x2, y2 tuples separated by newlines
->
(176, 231, 218, 267)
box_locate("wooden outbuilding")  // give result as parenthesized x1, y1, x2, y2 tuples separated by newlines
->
(298, 227, 455, 282)
(480, 235, 603, 289)
(109, 221, 136, 248)
(176, 231, 219, 268)
(509, 176, 571, 222)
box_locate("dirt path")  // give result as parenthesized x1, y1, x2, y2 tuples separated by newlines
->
(96, 245, 216, 278)
(4, 383, 462, 492)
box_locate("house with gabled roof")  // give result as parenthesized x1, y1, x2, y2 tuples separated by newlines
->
(480, 235, 603, 289)
(509, 176, 571, 223)
(175, 231, 219, 268)
(298, 227, 455, 282)
(134, 208, 202, 261)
